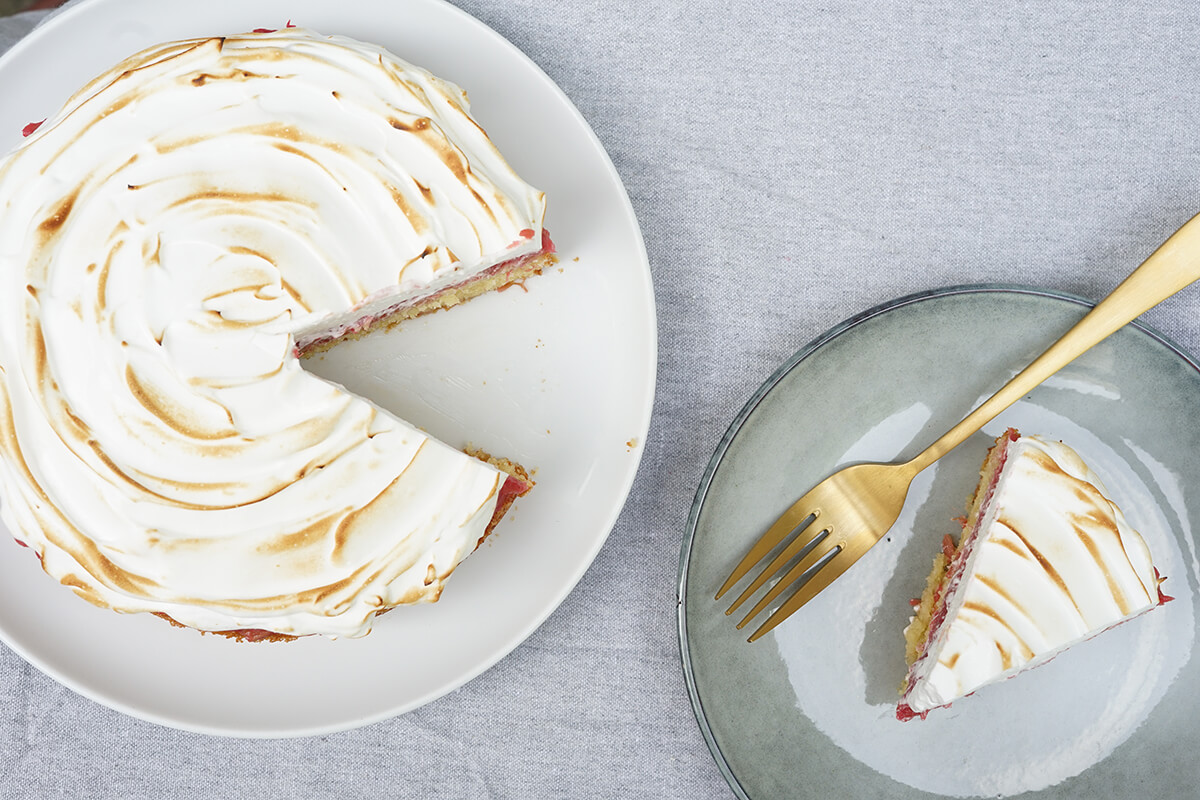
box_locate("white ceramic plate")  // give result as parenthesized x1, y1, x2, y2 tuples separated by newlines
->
(0, 0, 655, 736)
(680, 287, 1200, 799)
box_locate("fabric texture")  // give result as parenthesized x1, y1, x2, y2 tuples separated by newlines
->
(4, 2, 1200, 798)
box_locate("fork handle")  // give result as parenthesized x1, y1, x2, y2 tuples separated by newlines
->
(909, 211, 1200, 473)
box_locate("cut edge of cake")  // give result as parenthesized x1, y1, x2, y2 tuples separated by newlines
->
(297, 230, 558, 357)
(175, 229, 554, 643)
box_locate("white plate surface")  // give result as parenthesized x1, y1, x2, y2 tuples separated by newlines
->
(0, 0, 655, 736)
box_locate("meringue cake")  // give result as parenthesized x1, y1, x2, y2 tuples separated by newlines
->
(898, 431, 1167, 719)
(0, 28, 555, 640)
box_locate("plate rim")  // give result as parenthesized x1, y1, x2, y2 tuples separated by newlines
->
(0, 0, 657, 738)
(676, 282, 1200, 798)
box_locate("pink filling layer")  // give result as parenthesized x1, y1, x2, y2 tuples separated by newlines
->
(497, 473, 534, 511)
(897, 430, 1018, 721)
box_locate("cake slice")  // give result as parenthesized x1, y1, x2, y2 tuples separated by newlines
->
(898, 430, 1168, 719)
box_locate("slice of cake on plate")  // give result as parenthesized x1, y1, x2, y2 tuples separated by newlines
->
(898, 430, 1168, 719)
(0, 28, 556, 640)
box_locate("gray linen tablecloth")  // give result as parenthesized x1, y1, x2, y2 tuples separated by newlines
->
(5, 2, 1200, 798)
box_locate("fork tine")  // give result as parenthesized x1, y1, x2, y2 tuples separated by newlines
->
(714, 494, 819, 601)
(724, 520, 827, 617)
(734, 530, 839, 628)
(746, 544, 855, 642)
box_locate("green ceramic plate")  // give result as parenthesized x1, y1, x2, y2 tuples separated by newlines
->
(679, 285, 1200, 799)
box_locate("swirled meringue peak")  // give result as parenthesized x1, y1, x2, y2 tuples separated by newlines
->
(0, 29, 550, 639)
(899, 434, 1166, 717)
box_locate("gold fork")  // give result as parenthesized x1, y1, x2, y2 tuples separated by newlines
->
(717, 212, 1200, 642)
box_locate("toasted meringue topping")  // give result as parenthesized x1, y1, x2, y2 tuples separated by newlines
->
(902, 436, 1162, 713)
(0, 29, 546, 638)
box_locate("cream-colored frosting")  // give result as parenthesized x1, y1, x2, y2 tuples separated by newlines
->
(0, 29, 546, 638)
(902, 436, 1161, 713)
